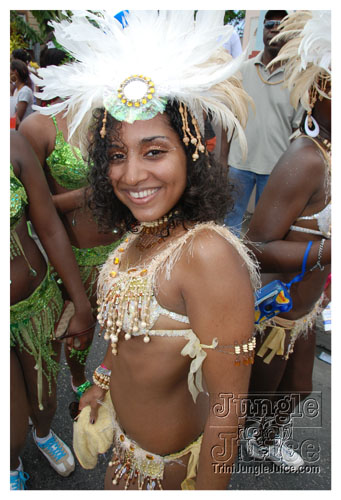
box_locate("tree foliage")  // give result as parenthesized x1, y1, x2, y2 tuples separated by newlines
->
(10, 10, 72, 51)
(224, 10, 245, 36)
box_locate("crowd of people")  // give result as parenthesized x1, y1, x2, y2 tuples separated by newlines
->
(10, 9, 331, 490)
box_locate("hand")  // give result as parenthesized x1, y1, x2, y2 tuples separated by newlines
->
(64, 325, 95, 352)
(79, 384, 108, 424)
(65, 304, 95, 351)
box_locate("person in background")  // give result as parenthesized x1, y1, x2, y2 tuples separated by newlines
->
(10, 130, 94, 489)
(223, 10, 304, 236)
(244, 10, 331, 470)
(20, 48, 123, 401)
(223, 26, 242, 58)
(10, 58, 34, 128)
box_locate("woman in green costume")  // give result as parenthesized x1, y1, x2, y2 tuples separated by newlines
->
(19, 48, 123, 397)
(10, 130, 94, 488)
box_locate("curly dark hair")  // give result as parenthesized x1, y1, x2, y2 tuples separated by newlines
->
(87, 101, 234, 233)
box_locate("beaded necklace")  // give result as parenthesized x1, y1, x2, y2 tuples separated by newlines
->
(256, 64, 284, 86)
(97, 222, 260, 365)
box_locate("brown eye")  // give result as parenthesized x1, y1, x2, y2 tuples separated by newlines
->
(109, 152, 126, 162)
(145, 149, 166, 157)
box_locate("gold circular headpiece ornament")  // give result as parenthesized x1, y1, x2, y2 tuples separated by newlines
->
(117, 75, 155, 108)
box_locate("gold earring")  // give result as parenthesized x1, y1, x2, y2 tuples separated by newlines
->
(179, 103, 206, 162)
(100, 109, 108, 139)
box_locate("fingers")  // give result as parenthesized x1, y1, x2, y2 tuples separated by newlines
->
(89, 403, 99, 424)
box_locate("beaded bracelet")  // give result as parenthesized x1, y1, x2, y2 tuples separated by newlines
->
(93, 365, 111, 390)
(310, 238, 326, 272)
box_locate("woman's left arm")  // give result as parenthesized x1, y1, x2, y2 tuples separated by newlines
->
(13, 131, 94, 343)
(181, 230, 255, 489)
(246, 141, 329, 272)
(15, 100, 28, 128)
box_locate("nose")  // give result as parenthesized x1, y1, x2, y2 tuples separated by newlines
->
(120, 153, 149, 186)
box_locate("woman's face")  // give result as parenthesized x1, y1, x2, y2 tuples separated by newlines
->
(107, 113, 187, 222)
(10, 69, 18, 84)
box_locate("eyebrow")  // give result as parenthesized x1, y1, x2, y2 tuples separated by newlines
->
(141, 135, 169, 143)
(108, 135, 170, 148)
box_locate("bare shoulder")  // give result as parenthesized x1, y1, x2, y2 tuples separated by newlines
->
(176, 225, 255, 346)
(19, 111, 53, 140)
(179, 225, 255, 294)
(19, 112, 55, 161)
(274, 136, 327, 179)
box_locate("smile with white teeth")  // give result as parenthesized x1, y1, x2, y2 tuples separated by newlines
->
(129, 188, 158, 199)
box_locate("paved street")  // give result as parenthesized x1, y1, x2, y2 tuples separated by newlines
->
(21, 317, 331, 490)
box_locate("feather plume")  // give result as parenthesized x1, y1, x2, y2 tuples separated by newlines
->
(268, 10, 331, 111)
(32, 10, 249, 156)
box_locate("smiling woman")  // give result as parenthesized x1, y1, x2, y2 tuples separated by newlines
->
(32, 10, 259, 490)
(88, 103, 230, 233)
(105, 115, 187, 223)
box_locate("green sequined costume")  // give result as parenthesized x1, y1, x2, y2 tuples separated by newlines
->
(72, 240, 122, 300)
(10, 267, 64, 411)
(45, 116, 123, 301)
(10, 163, 63, 410)
(46, 115, 89, 190)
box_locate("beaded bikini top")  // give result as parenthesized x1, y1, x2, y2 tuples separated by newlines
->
(97, 222, 260, 402)
(290, 203, 331, 239)
(289, 132, 331, 239)
(46, 115, 89, 190)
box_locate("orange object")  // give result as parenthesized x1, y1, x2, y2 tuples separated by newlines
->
(277, 290, 290, 304)
(10, 114, 16, 129)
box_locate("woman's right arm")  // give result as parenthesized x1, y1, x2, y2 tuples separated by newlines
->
(15, 100, 28, 127)
(78, 343, 113, 423)
(246, 140, 329, 272)
(52, 188, 87, 214)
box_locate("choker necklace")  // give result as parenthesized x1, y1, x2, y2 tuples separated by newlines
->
(136, 212, 177, 250)
(140, 213, 173, 234)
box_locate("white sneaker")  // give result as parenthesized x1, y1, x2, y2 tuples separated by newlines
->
(242, 426, 304, 471)
(268, 437, 305, 471)
(32, 428, 75, 477)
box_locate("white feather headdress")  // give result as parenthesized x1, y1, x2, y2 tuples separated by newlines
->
(269, 10, 331, 111)
(32, 10, 250, 155)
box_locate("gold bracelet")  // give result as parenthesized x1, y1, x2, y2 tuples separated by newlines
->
(93, 369, 110, 390)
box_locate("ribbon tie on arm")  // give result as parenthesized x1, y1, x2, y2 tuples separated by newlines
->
(181, 332, 218, 402)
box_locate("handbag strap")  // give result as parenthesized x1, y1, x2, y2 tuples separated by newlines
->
(285, 241, 313, 290)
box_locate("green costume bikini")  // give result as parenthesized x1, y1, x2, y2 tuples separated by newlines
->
(10, 164, 64, 410)
(45, 117, 121, 364)
(46, 115, 121, 300)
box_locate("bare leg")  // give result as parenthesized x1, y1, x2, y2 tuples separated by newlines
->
(10, 348, 29, 470)
(16, 340, 62, 438)
(61, 275, 97, 388)
(247, 327, 316, 443)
